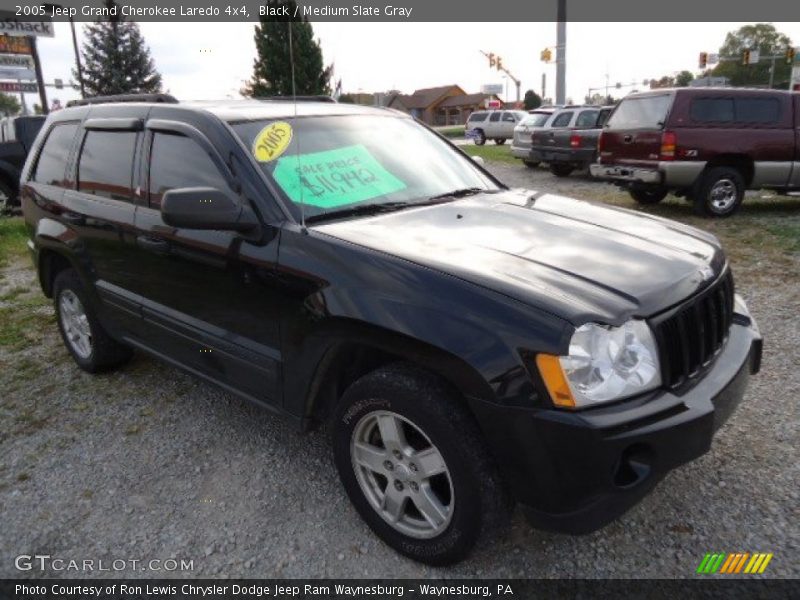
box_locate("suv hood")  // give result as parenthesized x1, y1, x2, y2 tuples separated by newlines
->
(314, 190, 726, 325)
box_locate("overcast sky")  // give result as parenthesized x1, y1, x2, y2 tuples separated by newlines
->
(26, 21, 800, 111)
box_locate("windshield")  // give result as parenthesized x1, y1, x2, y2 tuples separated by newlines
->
(606, 95, 672, 129)
(521, 113, 551, 127)
(232, 115, 498, 222)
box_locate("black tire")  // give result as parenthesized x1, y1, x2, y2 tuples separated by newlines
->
(549, 163, 575, 177)
(629, 185, 669, 205)
(473, 129, 486, 146)
(522, 160, 540, 169)
(331, 363, 511, 566)
(494, 138, 506, 145)
(692, 166, 745, 217)
(53, 269, 132, 373)
(0, 178, 16, 215)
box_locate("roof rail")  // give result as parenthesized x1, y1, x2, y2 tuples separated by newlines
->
(253, 95, 337, 103)
(66, 93, 179, 107)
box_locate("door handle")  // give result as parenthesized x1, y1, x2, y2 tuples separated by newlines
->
(136, 235, 169, 253)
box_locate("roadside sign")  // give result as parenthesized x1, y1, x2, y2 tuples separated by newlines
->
(486, 99, 501, 109)
(748, 49, 760, 65)
(0, 52, 33, 69)
(708, 53, 720, 65)
(0, 34, 32, 54)
(0, 13, 54, 38)
(480, 84, 503, 95)
(0, 67, 35, 80)
(54, 78, 63, 89)
(0, 81, 37, 93)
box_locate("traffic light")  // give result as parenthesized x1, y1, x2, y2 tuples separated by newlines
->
(488, 52, 495, 68)
(540, 48, 552, 63)
(787, 46, 796, 65)
(496, 56, 503, 70)
(742, 48, 751, 65)
(698, 52, 708, 69)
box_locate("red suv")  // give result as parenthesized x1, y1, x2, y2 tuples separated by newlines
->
(590, 88, 800, 216)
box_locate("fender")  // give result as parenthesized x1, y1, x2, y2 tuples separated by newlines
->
(34, 217, 93, 298)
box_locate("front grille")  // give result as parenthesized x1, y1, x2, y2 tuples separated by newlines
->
(651, 270, 735, 389)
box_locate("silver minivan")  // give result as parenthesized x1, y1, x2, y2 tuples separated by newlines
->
(466, 110, 528, 145)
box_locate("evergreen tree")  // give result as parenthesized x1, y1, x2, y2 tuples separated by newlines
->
(77, 0, 162, 97)
(243, 0, 332, 97)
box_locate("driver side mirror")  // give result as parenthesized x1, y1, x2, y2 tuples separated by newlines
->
(161, 187, 259, 232)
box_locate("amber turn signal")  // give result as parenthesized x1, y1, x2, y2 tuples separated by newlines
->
(536, 353, 576, 408)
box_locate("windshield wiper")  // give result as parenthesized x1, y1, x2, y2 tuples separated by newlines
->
(305, 201, 416, 223)
(426, 187, 496, 201)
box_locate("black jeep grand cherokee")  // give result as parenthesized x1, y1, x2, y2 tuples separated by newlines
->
(21, 96, 762, 565)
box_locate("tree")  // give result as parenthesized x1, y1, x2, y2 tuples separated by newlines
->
(243, 0, 332, 97)
(674, 70, 695, 87)
(711, 23, 792, 87)
(77, 0, 162, 97)
(523, 89, 542, 110)
(0, 93, 21, 116)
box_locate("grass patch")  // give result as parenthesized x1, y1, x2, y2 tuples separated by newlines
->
(0, 217, 28, 267)
(1, 286, 30, 302)
(462, 144, 518, 165)
(436, 126, 465, 139)
(766, 222, 800, 254)
(0, 295, 53, 351)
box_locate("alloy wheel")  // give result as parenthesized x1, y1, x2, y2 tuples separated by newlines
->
(59, 290, 93, 359)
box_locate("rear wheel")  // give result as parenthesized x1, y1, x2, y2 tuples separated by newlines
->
(629, 185, 668, 205)
(494, 138, 506, 145)
(692, 167, 744, 217)
(0, 178, 16, 215)
(549, 163, 575, 177)
(523, 160, 540, 169)
(54, 269, 132, 373)
(473, 129, 486, 146)
(331, 364, 511, 565)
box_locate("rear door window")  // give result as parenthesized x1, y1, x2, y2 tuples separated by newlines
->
(690, 98, 735, 122)
(32, 122, 79, 186)
(551, 111, 574, 127)
(148, 132, 230, 209)
(77, 130, 137, 201)
(502, 112, 516, 122)
(488, 112, 501, 122)
(734, 98, 781, 123)
(606, 95, 672, 129)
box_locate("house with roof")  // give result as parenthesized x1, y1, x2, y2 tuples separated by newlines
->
(386, 85, 504, 126)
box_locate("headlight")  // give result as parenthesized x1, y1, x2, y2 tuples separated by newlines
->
(537, 319, 661, 408)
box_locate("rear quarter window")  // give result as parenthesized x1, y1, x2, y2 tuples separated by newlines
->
(575, 110, 599, 127)
(32, 122, 80, 186)
(734, 97, 781, 123)
(551, 111, 574, 127)
(606, 95, 672, 129)
(468, 113, 487, 122)
(690, 98, 735, 122)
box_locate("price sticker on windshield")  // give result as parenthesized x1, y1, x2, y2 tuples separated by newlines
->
(272, 144, 407, 208)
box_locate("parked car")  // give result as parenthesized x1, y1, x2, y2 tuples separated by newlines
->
(510, 108, 558, 167)
(0, 115, 46, 212)
(530, 106, 614, 176)
(466, 109, 528, 145)
(22, 95, 761, 566)
(590, 87, 800, 216)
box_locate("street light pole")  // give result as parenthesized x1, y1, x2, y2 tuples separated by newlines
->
(555, 0, 566, 105)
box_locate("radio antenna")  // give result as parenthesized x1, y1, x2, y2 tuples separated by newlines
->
(287, 20, 306, 232)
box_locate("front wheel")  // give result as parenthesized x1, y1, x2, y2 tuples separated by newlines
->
(331, 364, 511, 565)
(692, 167, 745, 217)
(629, 185, 669, 205)
(0, 178, 16, 215)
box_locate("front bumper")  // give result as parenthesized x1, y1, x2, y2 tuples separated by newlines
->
(469, 295, 762, 534)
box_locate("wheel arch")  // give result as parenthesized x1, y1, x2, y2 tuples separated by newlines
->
(701, 154, 754, 187)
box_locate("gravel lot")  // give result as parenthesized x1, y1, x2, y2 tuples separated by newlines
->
(1, 163, 798, 579)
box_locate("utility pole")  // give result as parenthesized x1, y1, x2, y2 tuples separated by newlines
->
(555, 0, 566, 105)
(541, 73, 546, 101)
(28, 36, 49, 114)
(69, 13, 85, 98)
